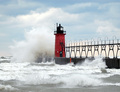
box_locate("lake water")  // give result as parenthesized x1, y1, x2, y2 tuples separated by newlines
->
(0, 57, 120, 92)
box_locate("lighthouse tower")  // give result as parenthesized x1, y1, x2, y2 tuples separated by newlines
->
(54, 24, 66, 57)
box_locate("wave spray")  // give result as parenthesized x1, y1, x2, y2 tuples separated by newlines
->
(10, 27, 54, 62)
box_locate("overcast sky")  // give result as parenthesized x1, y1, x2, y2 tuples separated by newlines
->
(0, 0, 120, 56)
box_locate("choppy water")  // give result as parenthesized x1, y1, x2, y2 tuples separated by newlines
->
(0, 57, 120, 92)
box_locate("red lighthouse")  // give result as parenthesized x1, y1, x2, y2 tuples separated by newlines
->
(54, 24, 66, 57)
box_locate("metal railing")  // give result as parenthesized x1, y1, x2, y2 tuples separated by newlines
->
(65, 38, 120, 58)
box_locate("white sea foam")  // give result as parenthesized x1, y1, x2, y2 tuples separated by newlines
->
(21, 72, 102, 87)
(0, 84, 18, 91)
(101, 83, 120, 86)
(0, 59, 120, 88)
(55, 74, 102, 87)
(106, 69, 120, 75)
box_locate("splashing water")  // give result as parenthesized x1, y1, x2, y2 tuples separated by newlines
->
(80, 56, 107, 69)
(1, 26, 120, 91)
(10, 27, 54, 63)
(1, 57, 120, 92)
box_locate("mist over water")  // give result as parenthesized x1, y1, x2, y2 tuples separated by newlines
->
(10, 27, 54, 63)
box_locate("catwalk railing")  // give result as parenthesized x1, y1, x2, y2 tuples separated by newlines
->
(65, 39, 120, 58)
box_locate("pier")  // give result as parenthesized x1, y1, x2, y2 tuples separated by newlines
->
(65, 39, 120, 58)
(54, 24, 120, 69)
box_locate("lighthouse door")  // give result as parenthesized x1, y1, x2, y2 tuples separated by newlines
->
(60, 51, 63, 57)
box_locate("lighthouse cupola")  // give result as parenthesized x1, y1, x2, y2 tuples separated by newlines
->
(54, 24, 66, 57)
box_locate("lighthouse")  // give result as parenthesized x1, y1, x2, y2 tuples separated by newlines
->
(54, 24, 66, 57)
